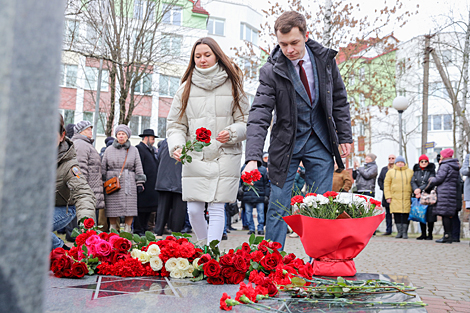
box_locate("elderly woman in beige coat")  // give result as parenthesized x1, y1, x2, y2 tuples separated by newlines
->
(167, 37, 249, 245)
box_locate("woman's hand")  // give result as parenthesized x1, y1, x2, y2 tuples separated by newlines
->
(216, 130, 230, 143)
(173, 148, 182, 162)
(414, 189, 421, 196)
(386, 198, 392, 204)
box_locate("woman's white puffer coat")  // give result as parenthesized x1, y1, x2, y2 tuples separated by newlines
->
(166, 64, 249, 203)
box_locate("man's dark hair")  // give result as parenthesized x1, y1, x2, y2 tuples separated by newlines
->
(274, 11, 307, 36)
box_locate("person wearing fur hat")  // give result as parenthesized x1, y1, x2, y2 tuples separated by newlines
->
(411, 154, 436, 240)
(427, 148, 460, 243)
(101, 124, 146, 233)
(353, 153, 378, 197)
(384, 156, 413, 239)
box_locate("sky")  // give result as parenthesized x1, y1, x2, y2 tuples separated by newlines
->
(248, 0, 470, 44)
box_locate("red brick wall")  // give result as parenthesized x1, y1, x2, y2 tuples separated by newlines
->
(59, 88, 77, 110)
(159, 97, 172, 117)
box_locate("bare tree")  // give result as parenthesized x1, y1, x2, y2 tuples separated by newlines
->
(63, 0, 197, 136)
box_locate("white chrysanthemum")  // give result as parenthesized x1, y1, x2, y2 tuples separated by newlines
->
(130, 249, 141, 259)
(334, 193, 354, 205)
(192, 258, 200, 268)
(147, 244, 161, 257)
(150, 256, 163, 271)
(316, 194, 330, 205)
(176, 258, 190, 271)
(165, 257, 178, 272)
(138, 251, 150, 264)
(185, 265, 195, 278)
(170, 268, 186, 279)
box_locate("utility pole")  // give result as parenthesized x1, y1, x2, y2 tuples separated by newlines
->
(422, 35, 432, 155)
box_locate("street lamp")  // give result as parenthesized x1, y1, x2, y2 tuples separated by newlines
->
(392, 96, 409, 156)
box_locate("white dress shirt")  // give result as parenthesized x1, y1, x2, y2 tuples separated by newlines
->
(290, 48, 314, 102)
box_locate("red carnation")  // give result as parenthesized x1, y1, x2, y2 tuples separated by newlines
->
(323, 191, 338, 199)
(291, 195, 304, 205)
(71, 262, 88, 278)
(220, 293, 234, 311)
(196, 127, 211, 143)
(203, 259, 221, 278)
(305, 192, 317, 197)
(83, 218, 95, 229)
(370, 198, 382, 207)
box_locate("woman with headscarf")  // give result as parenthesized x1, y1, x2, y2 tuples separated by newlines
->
(102, 124, 146, 233)
(166, 37, 249, 245)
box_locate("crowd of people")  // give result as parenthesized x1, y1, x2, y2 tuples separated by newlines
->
(52, 11, 467, 252)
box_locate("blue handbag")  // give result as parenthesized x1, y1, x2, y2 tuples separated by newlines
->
(409, 198, 428, 224)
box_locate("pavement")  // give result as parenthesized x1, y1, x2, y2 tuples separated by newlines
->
(219, 218, 470, 313)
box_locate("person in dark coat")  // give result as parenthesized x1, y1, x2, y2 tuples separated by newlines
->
(411, 154, 436, 240)
(378, 154, 396, 235)
(353, 153, 378, 197)
(65, 123, 75, 139)
(135, 129, 159, 236)
(427, 148, 460, 244)
(243, 11, 352, 249)
(100, 136, 114, 159)
(240, 164, 271, 235)
(154, 139, 187, 237)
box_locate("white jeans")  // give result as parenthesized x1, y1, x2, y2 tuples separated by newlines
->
(187, 201, 225, 245)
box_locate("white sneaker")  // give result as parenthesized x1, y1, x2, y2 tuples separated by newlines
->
(289, 232, 299, 238)
(124, 224, 132, 234)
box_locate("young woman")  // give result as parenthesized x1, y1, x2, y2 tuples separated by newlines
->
(166, 37, 249, 245)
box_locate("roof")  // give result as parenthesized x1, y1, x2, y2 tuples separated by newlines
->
(189, 0, 209, 15)
(336, 34, 399, 64)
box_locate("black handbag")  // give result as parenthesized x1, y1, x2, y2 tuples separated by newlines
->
(226, 202, 239, 217)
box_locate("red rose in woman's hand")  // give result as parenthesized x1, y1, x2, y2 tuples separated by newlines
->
(71, 262, 89, 278)
(196, 127, 211, 143)
(83, 218, 95, 229)
(203, 259, 221, 278)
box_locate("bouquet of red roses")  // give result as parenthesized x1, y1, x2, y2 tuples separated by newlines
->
(241, 169, 262, 197)
(179, 127, 211, 164)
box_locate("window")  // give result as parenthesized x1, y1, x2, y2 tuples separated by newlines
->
(240, 57, 257, 79)
(83, 111, 106, 135)
(207, 18, 224, 36)
(59, 109, 75, 125)
(240, 23, 258, 45)
(64, 20, 79, 42)
(428, 114, 452, 131)
(134, 0, 155, 20)
(60, 64, 78, 88)
(398, 89, 406, 97)
(442, 50, 453, 65)
(161, 34, 182, 56)
(349, 72, 355, 86)
(134, 0, 144, 19)
(430, 82, 448, 98)
(84, 67, 109, 91)
(359, 67, 365, 81)
(162, 5, 182, 26)
(129, 115, 151, 136)
(86, 23, 102, 47)
(158, 117, 167, 138)
(134, 74, 152, 95)
(359, 93, 365, 107)
(159, 75, 180, 97)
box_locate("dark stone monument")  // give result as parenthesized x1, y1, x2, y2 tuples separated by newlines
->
(0, 0, 64, 312)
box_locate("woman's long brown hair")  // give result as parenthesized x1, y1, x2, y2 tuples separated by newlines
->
(178, 37, 246, 120)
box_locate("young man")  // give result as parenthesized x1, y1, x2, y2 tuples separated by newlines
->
(243, 11, 352, 249)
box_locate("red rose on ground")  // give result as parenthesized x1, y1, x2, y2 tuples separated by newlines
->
(221, 266, 236, 279)
(265, 281, 278, 297)
(176, 238, 189, 244)
(50, 248, 67, 268)
(52, 255, 73, 278)
(267, 242, 282, 250)
(248, 270, 266, 285)
(228, 271, 245, 284)
(219, 254, 234, 267)
(203, 259, 221, 278)
(83, 218, 95, 229)
(241, 242, 251, 254)
(98, 232, 109, 241)
(283, 253, 297, 264)
(250, 250, 264, 263)
(291, 258, 305, 269)
(67, 246, 81, 260)
(233, 255, 249, 273)
(220, 293, 233, 311)
(260, 253, 281, 271)
(113, 238, 132, 252)
(198, 253, 212, 265)
(71, 262, 88, 278)
(207, 275, 225, 285)
(196, 127, 211, 143)
(298, 262, 313, 280)
(291, 195, 304, 205)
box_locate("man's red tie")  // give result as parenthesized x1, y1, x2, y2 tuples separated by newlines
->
(298, 60, 312, 103)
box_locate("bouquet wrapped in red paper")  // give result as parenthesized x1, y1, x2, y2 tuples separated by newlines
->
(283, 192, 384, 277)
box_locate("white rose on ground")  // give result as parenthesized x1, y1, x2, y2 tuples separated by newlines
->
(130, 249, 141, 259)
(150, 256, 163, 271)
(165, 257, 178, 272)
(176, 258, 190, 271)
(138, 251, 151, 264)
(170, 268, 185, 279)
(185, 265, 195, 278)
(192, 258, 200, 268)
(147, 244, 161, 257)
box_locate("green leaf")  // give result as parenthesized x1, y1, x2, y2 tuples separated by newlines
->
(249, 233, 255, 245)
(192, 268, 200, 277)
(337, 277, 346, 286)
(251, 261, 259, 270)
(182, 233, 192, 238)
(71, 228, 81, 238)
(78, 217, 87, 225)
(120, 232, 133, 241)
(88, 268, 94, 275)
(133, 234, 141, 243)
(110, 228, 119, 235)
(88, 257, 99, 264)
(194, 146, 203, 152)
(145, 231, 156, 242)
(280, 251, 287, 257)
(190, 273, 204, 282)
(172, 232, 183, 237)
(291, 277, 306, 287)
(140, 236, 148, 244)
(254, 236, 264, 244)
(186, 155, 192, 163)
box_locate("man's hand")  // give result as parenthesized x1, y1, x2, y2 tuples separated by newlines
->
(173, 148, 182, 162)
(386, 198, 392, 204)
(243, 160, 258, 175)
(340, 143, 351, 158)
(216, 130, 230, 143)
